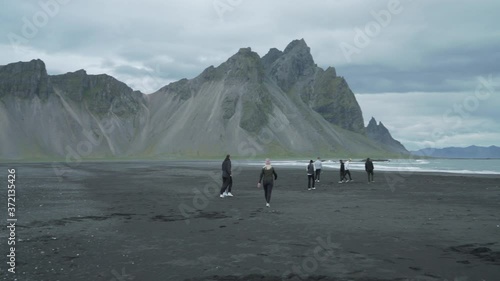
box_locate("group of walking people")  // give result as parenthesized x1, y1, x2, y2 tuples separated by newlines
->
(341, 158, 376, 183)
(338, 158, 375, 184)
(305, 157, 326, 190)
(219, 155, 376, 208)
(338, 159, 353, 183)
(308, 157, 372, 186)
(219, 155, 278, 207)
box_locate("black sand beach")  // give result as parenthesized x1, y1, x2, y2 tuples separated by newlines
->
(1, 161, 499, 281)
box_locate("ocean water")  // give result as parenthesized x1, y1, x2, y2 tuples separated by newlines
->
(244, 158, 500, 175)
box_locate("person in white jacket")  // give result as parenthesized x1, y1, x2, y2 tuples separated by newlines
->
(344, 158, 353, 182)
(314, 157, 322, 182)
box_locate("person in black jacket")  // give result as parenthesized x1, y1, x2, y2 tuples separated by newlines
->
(365, 157, 374, 183)
(258, 158, 278, 207)
(306, 160, 315, 190)
(220, 154, 233, 197)
(338, 160, 347, 183)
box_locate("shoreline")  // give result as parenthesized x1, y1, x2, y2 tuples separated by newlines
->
(2, 158, 500, 176)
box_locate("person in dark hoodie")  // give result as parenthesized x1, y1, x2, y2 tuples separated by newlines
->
(257, 158, 278, 207)
(306, 160, 316, 190)
(338, 159, 347, 183)
(220, 154, 233, 198)
(365, 157, 374, 183)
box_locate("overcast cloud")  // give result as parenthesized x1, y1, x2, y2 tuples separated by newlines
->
(1, 0, 499, 150)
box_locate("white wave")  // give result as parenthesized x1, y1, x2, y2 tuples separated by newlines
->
(241, 159, 500, 175)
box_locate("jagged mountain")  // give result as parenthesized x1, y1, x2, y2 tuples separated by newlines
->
(0, 59, 149, 159)
(412, 145, 500, 158)
(263, 39, 365, 133)
(366, 117, 408, 154)
(0, 40, 408, 160)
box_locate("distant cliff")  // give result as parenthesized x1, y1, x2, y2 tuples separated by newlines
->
(0, 40, 408, 160)
(412, 145, 500, 158)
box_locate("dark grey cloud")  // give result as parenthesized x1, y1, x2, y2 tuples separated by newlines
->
(338, 41, 500, 94)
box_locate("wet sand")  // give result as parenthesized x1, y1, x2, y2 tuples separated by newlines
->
(1, 161, 499, 281)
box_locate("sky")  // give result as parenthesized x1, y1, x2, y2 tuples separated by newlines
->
(1, 0, 499, 151)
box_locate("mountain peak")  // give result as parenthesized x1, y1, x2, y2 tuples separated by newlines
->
(226, 47, 260, 62)
(283, 38, 308, 53)
(366, 117, 408, 154)
(325, 66, 337, 77)
(261, 48, 283, 69)
(5, 59, 47, 74)
(236, 47, 253, 55)
(267, 39, 315, 92)
(196, 47, 264, 82)
(0, 59, 49, 100)
(282, 39, 314, 65)
(30, 58, 45, 66)
(266, 47, 283, 55)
